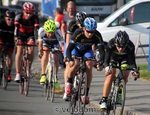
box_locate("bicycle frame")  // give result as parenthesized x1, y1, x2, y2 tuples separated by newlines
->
(19, 43, 35, 96)
(69, 57, 95, 115)
(44, 48, 60, 102)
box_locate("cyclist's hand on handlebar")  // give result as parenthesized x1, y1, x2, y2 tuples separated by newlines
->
(105, 66, 112, 76)
(96, 62, 104, 71)
(132, 68, 140, 80)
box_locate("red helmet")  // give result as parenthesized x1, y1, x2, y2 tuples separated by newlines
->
(23, 2, 35, 13)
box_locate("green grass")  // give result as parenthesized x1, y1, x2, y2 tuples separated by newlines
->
(138, 64, 150, 81)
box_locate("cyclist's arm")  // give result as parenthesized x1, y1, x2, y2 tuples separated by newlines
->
(34, 15, 40, 40)
(38, 27, 45, 51)
(97, 42, 105, 65)
(103, 42, 112, 68)
(14, 15, 20, 38)
(66, 41, 75, 61)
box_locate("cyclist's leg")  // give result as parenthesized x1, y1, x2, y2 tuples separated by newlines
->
(99, 59, 117, 109)
(14, 38, 24, 82)
(5, 38, 15, 81)
(65, 48, 80, 95)
(54, 53, 59, 80)
(39, 45, 49, 83)
(120, 60, 130, 83)
(27, 36, 35, 68)
(81, 50, 95, 104)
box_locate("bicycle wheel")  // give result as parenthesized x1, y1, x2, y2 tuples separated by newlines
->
(116, 79, 126, 115)
(45, 66, 50, 100)
(69, 76, 78, 114)
(78, 74, 88, 115)
(24, 60, 30, 96)
(19, 77, 24, 94)
(113, 79, 126, 115)
(2, 59, 8, 90)
(49, 63, 55, 102)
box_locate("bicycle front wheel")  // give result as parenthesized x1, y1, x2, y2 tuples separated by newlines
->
(78, 74, 88, 115)
(24, 60, 30, 96)
(113, 79, 126, 115)
(49, 63, 55, 102)
(2, 61, 8, 90)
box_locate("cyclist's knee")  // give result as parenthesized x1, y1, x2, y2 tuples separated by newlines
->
(27, 39, 35, 45)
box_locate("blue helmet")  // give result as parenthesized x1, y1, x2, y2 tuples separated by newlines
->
(84, 17, 97, 31)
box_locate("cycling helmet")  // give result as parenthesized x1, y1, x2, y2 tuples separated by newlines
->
(5, 10, 15, 18)
(23, 2, 35, 13)
(76, 12, 87, 27)
(84, 17, 97, 31)
(44, 19, 56, 33)
(114, 30, 129, 47)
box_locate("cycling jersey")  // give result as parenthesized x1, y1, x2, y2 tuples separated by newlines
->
(55, 14, 64, 29)
(14, 13, 39, 38)
(66, 20, 78, 35)
(104, 38, 137, 68)
(67, 28, 105, 62)
(38, 27, 63, 48)
(0, 19, 15, 47)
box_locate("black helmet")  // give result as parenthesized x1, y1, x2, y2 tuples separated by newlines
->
(115, 30, 129, 47)
(75, 12, 87, 27)
(5, 10, 15, 18)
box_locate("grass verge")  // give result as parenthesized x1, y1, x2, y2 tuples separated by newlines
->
(138, 64, 150, 81)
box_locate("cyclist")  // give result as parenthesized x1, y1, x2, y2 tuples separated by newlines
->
(99, 30, 140, 110)
(66, 17, 105, 104)
(63, 12, 87, 100)
(0, 10, 15, 82)
(38, 19, 63, 84)
(14, 2, 39, 82)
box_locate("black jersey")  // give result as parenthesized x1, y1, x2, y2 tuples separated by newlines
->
(67, 28, 105, 62)
(14, 13, 39, 35)
(104, 38, 137, 68)
(66, 20, 78, 35)
(0, 19, 15, 39)
(71, 28, 103, 45)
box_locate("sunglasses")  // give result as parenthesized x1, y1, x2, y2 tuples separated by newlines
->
(85, 29, 95, 34)
(6, 17, 14, 21)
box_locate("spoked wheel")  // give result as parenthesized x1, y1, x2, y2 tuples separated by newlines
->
(2, 61, 8, 90)
(69, 88, 77, 114)
(24, 77, 30, 96)
(114, 80, 126, 115)
(113, 80, 126, 115)
(78, 75, 88, 115)
(49, 65, 55, 102)
(19, 77, 24, 94)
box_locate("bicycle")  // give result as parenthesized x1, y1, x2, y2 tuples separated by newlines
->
(100, 63, 139, 115)
(0, 44, 13, 90)
(17, 42, 36, 96)
(69, 56, 95, 115)
(0, 30, 14, 90)
(42, 46, 62, 102)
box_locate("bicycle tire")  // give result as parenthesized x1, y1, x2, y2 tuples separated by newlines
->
(45, 66, 50, 100)
(19, 78, 24, 94)
(69, 75, 79, 114)
(2, 59, 8, 90)
(24, 60, 30, 96)
(113, 79, 126, 115)
(78, 74, 88, 115)
(50, 63, 55, 102)
(116, 79, 126, 115)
